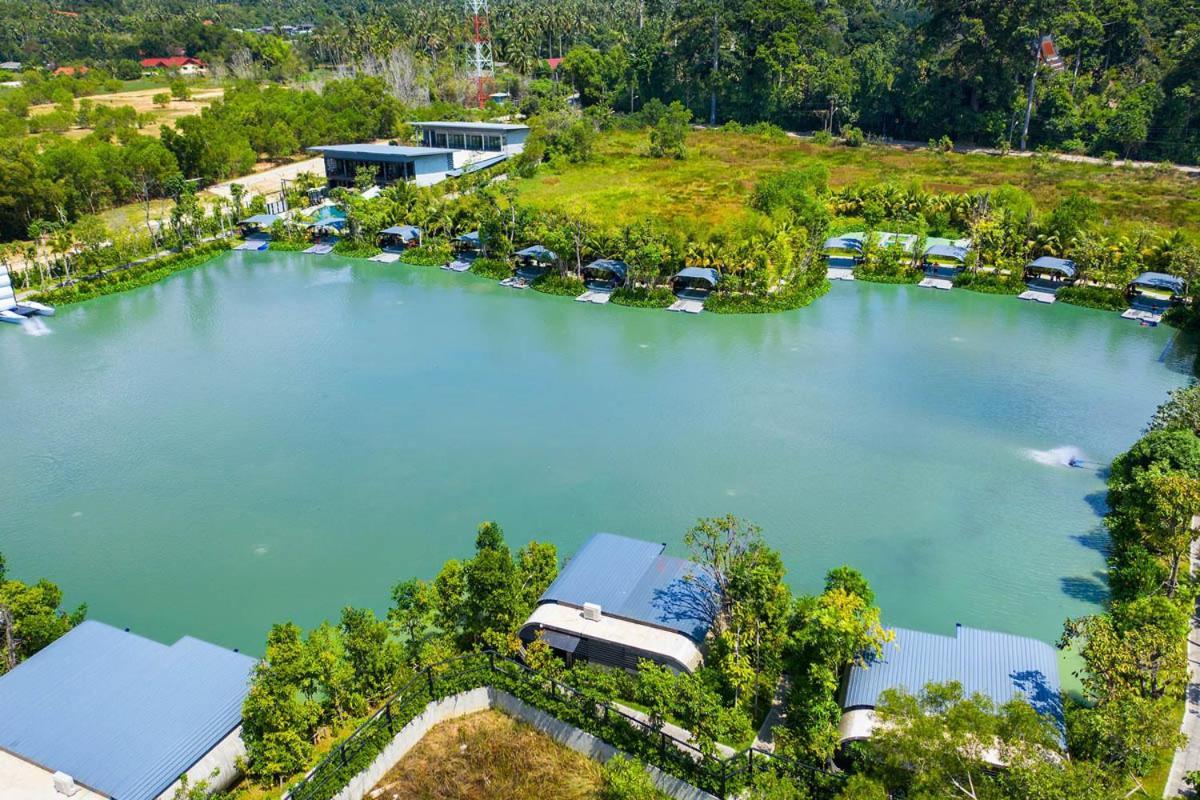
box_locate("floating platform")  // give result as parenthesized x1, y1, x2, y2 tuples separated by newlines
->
(442, 260, 472, 272)
(1018, 289, 1057, 303)
(826, 268, 856, 281)
(303, 244, 334, 255)
(1122, 308, 1163, 325)
(235, 240, 269, 251)
(14, 301, 54, 317)
(918, 277, 953, 291)
(368, 252, 401, 263)
(575, 290, 613, 304)
(668, 299, 705, 314)
(499, 276, 531, 290)
(0, 309, 22, 324)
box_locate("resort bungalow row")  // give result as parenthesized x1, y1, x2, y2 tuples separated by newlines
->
(0, 621, 255, 800)
(518, 532, 717, 673)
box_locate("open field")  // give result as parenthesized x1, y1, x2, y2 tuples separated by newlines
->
(512, 129, 1200, 234)
(28, 85, 224, 139)
(369, 710, 604, 800)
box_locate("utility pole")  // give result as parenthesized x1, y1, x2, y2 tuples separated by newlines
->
(465, 0, 494, 109)
(1020, 35, 1042, 152)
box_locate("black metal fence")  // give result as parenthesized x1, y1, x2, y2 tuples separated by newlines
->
(285, 651, 841, 800)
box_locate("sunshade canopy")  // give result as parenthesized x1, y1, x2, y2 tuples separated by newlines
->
(1027, 256, 1077, 278)
(672, 266, 720, 287)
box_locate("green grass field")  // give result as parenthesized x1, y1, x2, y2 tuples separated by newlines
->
(512, 129, 1200, 235)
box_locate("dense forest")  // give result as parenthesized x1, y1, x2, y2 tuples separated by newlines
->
(2, 0, 1199, 164)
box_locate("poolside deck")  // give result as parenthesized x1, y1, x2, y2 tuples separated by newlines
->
(668, 299, 705, 314)
(575, 290, 613, 304)
(1018, 289, 1057, 304)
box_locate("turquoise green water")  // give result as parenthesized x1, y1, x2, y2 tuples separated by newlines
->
(0, 252, 1189, 654)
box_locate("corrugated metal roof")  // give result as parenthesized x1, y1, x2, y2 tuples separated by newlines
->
(841, 625, 1062, 730)
(0, 620, 255, 800)
(380, 225, 421, 240)
(538, 533, 716, 643)
(515, 245, 557, 261)
(1131, 271, 1185, 295)
(584, 259, 628, 280)
(308, 144, 455, 160)
(923, 244, 969, 262)
(410, 121, 529, 132)
(1028, 256, 1077, 278)
(673, 267, 719, 286)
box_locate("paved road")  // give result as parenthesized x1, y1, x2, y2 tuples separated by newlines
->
(1164, 538, 1200, 798)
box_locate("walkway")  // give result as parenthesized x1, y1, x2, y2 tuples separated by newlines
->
(752, 678, 789, 753)
(612, 702, 737, 760)
(1163, 536, 1200, 798)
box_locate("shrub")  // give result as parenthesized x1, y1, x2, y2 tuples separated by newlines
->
(811, 131, 833, 145)
(954, 270, 1023, 295)
(706, 275, 830, 314)
(398, 243, 451, 266)
(611, 286, 674, 308)
(600, 755, 660, 800)
(841, 126, 865, 147)
(333, 240, 380, 258)
(1056, 285, 1126, 311)
(469, 257, 511, 280)
(531, 273, 585, 297)
(31, 241, 232, 306)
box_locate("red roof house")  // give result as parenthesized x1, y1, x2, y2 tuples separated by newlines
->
(140, 56, 206, 70)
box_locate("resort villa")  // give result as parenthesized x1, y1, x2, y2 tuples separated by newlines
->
(577, 259, 629, 304)
(1020, 256, 1077, 303)
(410, 121, 529, 165)
(139, 56, 207, 75)
(669, 266, 719, 313)
(837, 624, 1063, 753)
(0, 620, 255, 800)
(822, 234, 865, 280)
(1123, 271, 1187, 324)
(378, 224, 423, 251)
(518, 533, 717, 674)
(444, 231, 482, 272)
(501, 244, 559, 288)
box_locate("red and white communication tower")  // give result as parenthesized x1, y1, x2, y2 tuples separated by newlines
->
(465, 0, 494, 109)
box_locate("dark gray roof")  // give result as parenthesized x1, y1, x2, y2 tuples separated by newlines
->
(410, 120, 529, 132)
(673, 267, 720, 287)
(515, 245, 557, 262)
(1131, 271, 1186, 295)
(841, 625, 1062, 731)
(539, 533, 717, 643)
(308, 144, 454, 162)
(583, 259, 628, 280)
(1028, 256, 1077, 278)
(0, 621, 255, 800)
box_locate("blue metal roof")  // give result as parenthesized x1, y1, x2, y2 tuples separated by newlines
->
(1028, 256, 1077, 278)
(515, 245, 557, 262)
(923, 244, 969, 262)
(583, 259, 628, 280)
(239, 213, 278, 226)
(539, 533, 717, 643)
(0, 620, 255, 800)
(380, 225, 421, 241)
(1131, 271, 1186, 295)
(673, 267, 720, 287)
(841, 625, 1062, 731)
(822, 236, 864, 252)
(457, 231, 481, 245)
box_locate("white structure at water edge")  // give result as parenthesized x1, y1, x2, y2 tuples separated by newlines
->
(0, 620, 255, 800)
(0, 263, 53, 324)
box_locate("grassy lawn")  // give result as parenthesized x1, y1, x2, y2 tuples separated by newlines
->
(369, 709, 605, 800)
(512, 129, 1200, 235)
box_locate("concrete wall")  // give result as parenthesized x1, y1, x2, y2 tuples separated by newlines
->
(155, 725, 247, 800)
(300, 687, 717, 800)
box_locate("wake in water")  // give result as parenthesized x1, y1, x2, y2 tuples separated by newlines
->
(1026, 445, 1088, 468)
(20, 317, 51, 337)
(308, 267, 353, 288)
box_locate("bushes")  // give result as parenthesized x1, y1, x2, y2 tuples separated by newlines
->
(601, 755, 661, 800)
(30, 240, 231, 306)
(398, 243, 451, 267)
(611, 286, 674, 308)
(707, 275, 830, 314)
(1056, 285, 1127, 310)
(332, 240, 380, 258)
(469, 257, 512, 280)
(532, 273, 586, 297)
(954, 270, 1023, 295)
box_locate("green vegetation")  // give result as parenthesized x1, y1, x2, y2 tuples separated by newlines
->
(532, 273, 585, 297)
(467, 257, 510, 280)
(331, 240, 378, 258)
(610, 286, 673, 309)
(1057, 285, 1129, 311)
(370, 710, 608, 800)
(952, 270, 1024, 295)
(30, 239, 231, 306)
(0, 552, 86, 675)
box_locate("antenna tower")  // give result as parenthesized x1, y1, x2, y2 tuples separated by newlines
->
(465, 0, 494, 109)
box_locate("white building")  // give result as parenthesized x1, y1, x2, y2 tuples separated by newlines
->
(0, 620, 255, 800)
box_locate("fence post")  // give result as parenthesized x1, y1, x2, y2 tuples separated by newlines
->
(660, 730, 667, 759)
(385, 700, 394, 733)
(720, 760, 727, 799)
(489, 650, 495, 672)
(427, 668, 436, 699)
(747, 748, 754, 779)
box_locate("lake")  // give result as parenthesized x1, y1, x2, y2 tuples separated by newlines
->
(0, 251, 1189, 653)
